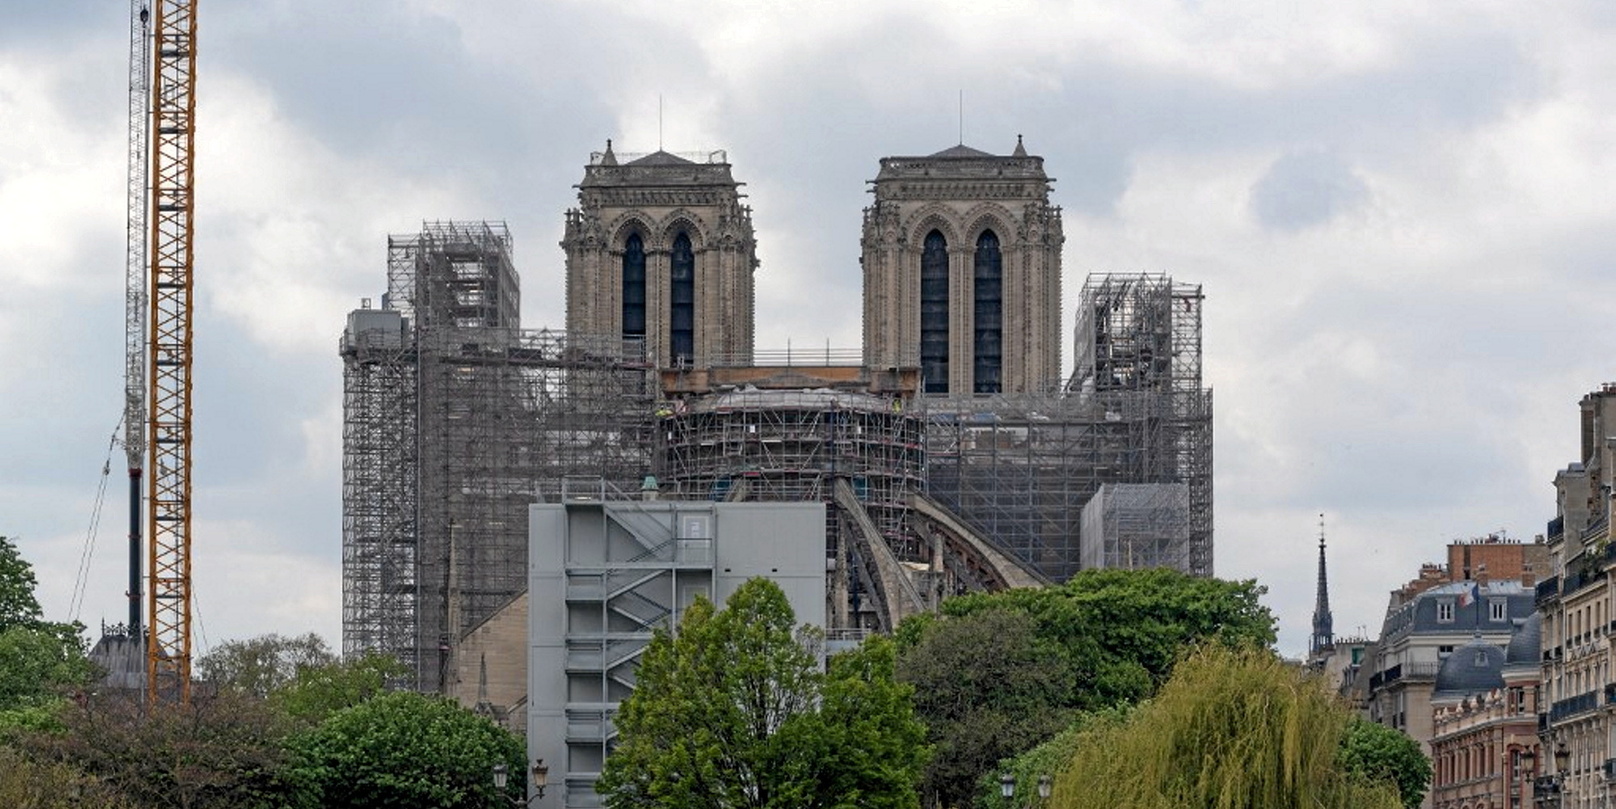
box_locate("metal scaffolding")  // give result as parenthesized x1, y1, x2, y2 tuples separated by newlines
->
(341, 222, 655, 692)
(656, 388, 926, 630)
(1080, 483, 1192, 571)
(921, 273, 1213, 580)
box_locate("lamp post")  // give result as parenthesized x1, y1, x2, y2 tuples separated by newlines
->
(1552, 743, 1571, 809)
(492, 759, 550, 806)
(1519, 747, 1536, 809)
(998, 773, 1051, 808)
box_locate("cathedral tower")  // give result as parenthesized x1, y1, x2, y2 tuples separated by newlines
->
(1311, 515, 1334, 656)
(563, 141, 757, 367)
(860, 137, 1063, 394)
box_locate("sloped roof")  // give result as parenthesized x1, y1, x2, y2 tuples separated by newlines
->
(1504, 611, 1543, 667)
(927, 144, 996, 159)
(626, 150, 697, 166)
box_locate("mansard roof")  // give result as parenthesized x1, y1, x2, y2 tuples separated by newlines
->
(1378, 580, 1534, 641)
(1504, 610, 1543, 668)
(1433, 636, 1507, 698)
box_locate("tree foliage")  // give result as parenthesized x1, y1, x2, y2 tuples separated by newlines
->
(0, 536, 45, 631)
(197, 633, 336, 698)
(0, 746, 137, 809)
(1339, 718, 1432, 809)
(1045, 646, 1401, 809)
(896, 569, 1276, 807)
(937, 568, 1276, 701)
(269, 650, 405, 725)
(284, 691, 525, 809)
(598, 577, 928, 809)
(0, 536, 92, 712)
(0, 624, 93, 711)
(24, 690, 305, 809)
(896, 609, 1074, 807)
(974, 708, 1131, 809)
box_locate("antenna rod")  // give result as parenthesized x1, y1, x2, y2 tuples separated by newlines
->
(958, 89, 963, 145)
(659, 94, 664, 151)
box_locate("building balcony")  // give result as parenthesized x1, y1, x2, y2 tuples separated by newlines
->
(1563, 566, 1607, 600)
(1537, 575, 1562, 605)
(1549, 690, 1601, 723)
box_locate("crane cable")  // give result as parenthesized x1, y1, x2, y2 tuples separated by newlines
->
(70, 418, 122, 623)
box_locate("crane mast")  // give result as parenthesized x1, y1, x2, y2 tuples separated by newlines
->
(146, 0, 198, 705)
(124, 0, 150, 642)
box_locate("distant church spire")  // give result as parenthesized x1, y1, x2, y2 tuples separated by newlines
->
(1311, 513, 1334, 655)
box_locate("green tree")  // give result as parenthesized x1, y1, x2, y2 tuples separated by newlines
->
(1339, 718, 1432, 809)
(896, 609, 1074, 808)
(269, 650, 406, 724)
(598, 577, 929, 809)
(0, 624, 93, 710)
(1046, 646, 1401, 809)
(0, 746, 137, 809)
(939, 568, 1276, 700)
(897, 569, 1276, 806)
(974, 708, 1130, 809)
(23, 690, 306, 809)
(284, 691, 524, 808)
(0, 536, 45, 630)
(197, 632, 336, 698)
(0, 536, 92, 713)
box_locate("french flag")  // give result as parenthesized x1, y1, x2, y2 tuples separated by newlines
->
(1458, 582, 1479, 608)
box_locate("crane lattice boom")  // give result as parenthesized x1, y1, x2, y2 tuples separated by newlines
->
(124, 0, 150, 642)
(146, 0, 198, 705)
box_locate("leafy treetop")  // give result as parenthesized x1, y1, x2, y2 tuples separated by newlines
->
(1339, 718, 1433, 809)
(0, 536, 44, 631)
(598, 577, 928, 809)
(197, 632, 336, 698)
(284, 690, 526, 809)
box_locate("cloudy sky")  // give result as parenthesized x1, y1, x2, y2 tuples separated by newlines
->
(4, 0, 1615, 658)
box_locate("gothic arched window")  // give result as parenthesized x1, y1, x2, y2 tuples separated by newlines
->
(973, 230, 1002, 393)
(670, 232, 695, 365)
(622, 234, 646, 340)
(920, 230, 949, 394)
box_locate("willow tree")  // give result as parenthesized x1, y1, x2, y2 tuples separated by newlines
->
(1044, 646, 1402, 809)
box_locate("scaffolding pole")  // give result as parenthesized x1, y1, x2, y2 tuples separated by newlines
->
(922, 273, 1213, 581)
(341, 222, 655, 692)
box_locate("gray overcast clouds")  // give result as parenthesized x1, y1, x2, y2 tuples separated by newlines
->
(3, 0, 1613, 656)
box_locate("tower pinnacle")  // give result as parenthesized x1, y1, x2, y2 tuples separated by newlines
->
(1311, 513, 1334, 655)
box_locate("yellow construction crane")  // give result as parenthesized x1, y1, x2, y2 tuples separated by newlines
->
(143, 0, 198, 704)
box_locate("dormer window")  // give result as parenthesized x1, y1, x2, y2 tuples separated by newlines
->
(1437, 599, 1455, 623)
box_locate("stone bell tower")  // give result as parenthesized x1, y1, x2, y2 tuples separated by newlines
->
(861, 137, 1063, 394)
(562, 141, 757, 368)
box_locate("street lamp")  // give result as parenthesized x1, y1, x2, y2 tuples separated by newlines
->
(1000, 773, 1016, 802)
(1037, 774, 1052, 802)
(492, 759, 550, 806)
(1518, 748, 1537, 809)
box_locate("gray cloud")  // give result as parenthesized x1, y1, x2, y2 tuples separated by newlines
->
(1249, 150, 1369, 231)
